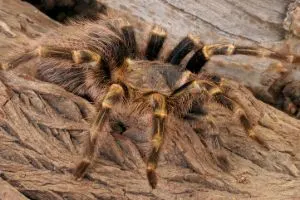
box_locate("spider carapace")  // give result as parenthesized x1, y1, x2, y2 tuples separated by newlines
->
(6, 19, 299, 189)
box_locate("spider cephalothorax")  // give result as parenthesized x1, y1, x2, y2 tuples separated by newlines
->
(6, 18, 299, 188)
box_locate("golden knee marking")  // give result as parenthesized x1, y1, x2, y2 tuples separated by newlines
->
(187, 34, 201, 47)
(102, 84, 125, 108)
(202, 44, 236, 59)
(202, 45, 212, 59)
(122, 58, 132, 68)
(151, 93, 167, 113)
(151, 25, 167, 37)
(118, 18, 131, 28)
(154, 110, 167, 118)
(102, 101, 113, 109)
(226, 44, 235, 55)
(152, 134, 163, 151)
(190, 81, 203, 94)
(147, 162, 157, 171)
(37, 46, 47, 57)
(209, 87, 222, 96)
(71, 50, 101, 64)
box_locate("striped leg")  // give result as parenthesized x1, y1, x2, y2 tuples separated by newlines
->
(146, 93, 167, 189)
(74, 84, 125, 179)
(172, 79, 267, 148)
(5, 46, 102, 70)
(171, 80, 231, 170)
(186, 44, 300, 74)
(210, 86, 268, 149)
(37, 46, 101, 65)
(119, 21, 138, 58)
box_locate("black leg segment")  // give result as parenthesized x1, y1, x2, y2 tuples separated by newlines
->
(145, 25, 167, 61)
(121, 24, 138, 58)
(166, 35, 199, 65)
(185, 48, 207, 74)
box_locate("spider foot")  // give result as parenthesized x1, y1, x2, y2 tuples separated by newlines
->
(282, 81, 300, 118)
(74, 158, 91, 179)
(147, 168, 157, 189)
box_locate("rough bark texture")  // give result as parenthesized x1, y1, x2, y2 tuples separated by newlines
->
(0, 0, 299, 199)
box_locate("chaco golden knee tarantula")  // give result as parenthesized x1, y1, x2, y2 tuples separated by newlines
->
(6, 18, 300, 189)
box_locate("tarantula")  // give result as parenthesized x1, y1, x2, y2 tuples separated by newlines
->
(6, 18, 298, 189)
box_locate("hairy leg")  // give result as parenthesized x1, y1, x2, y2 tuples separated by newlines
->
(146, 93, 167, 189)
(172, 78, 267, 150)
(145, 25, 167, 61)
(74, 84, 125, 179)
(185, 43, 300, 73)
(166, 35, 200, 65)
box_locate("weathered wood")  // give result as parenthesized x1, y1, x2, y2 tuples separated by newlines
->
(0, 0, 60, 52)
(0, 178, 29, 200)
(102, 0, 291, 43)
(0, 0, 299, 199)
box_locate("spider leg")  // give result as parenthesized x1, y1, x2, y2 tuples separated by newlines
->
(3, 46, 102, 70)
(119, 20, 138, 58)
(145, 25, 167, 61)
(37, 46, 101, 64)
(171, 80, 232, 169)
(147, 93, 167, 189)
(186, 44, 300, 73)
(172, 79, 267, 148)
(74, 84, 125, 179)
(166, 35, 200, 65)
(211, 85, 268, 149)
(2, 50, 38, 70)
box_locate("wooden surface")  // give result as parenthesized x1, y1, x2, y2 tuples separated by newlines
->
(102, 0, 291, 43)
(0, 0, 299, 199)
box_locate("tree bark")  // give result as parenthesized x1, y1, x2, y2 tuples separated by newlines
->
(0, 0, 299, 199)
